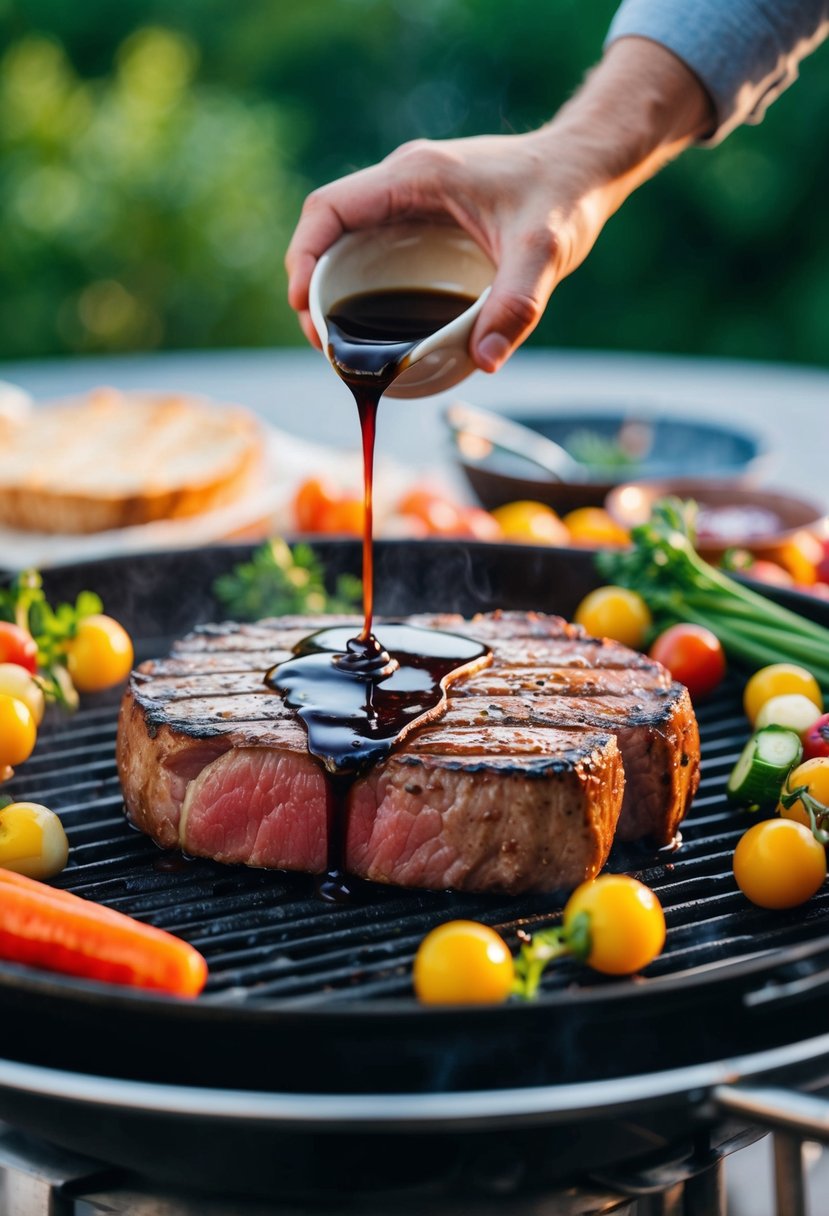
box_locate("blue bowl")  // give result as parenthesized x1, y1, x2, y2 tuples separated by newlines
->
(455, 409, 766, 513)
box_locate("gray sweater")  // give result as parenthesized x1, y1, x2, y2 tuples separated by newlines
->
(607, 0, 829, 141)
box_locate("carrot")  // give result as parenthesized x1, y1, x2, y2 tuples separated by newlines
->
(0, 868, 207, 997)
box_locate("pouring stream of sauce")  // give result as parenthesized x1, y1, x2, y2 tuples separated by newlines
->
(267, 287, 488, 900)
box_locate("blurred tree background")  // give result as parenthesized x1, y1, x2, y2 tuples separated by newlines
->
(1, 0, 828, 364)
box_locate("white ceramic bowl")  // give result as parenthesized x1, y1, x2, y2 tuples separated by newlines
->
(309, 222, 495, 398)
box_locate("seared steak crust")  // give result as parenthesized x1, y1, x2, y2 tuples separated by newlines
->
(117, 612, 699, 894)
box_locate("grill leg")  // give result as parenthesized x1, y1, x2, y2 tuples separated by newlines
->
(681, 1158, 725, 1216)
(773, 1134, 807, 1216)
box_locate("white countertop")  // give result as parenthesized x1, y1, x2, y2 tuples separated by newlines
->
(2, 345, 826, 505)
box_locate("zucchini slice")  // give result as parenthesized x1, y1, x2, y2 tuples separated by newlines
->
(727, 726, 804, 810)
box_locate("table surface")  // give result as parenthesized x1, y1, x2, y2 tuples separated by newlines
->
(2, 345, 826, 504)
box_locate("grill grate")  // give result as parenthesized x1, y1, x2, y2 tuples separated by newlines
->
(6, 664, 828, 1008)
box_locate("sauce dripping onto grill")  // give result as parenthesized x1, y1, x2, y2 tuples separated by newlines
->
(267, 286, 488, 900)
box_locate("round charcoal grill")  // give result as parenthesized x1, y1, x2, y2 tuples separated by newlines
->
(1, 541, 829, 1214)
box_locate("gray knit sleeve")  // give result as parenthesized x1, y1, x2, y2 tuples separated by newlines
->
(606, 0, 829, 142)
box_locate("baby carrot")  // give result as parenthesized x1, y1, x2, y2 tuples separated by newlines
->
(0, 868, 207, 996)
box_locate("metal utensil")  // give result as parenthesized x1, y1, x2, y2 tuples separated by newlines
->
(444, 400, 588, 482)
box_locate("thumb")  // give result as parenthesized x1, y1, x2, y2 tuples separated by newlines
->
(470, 230, 559, 373)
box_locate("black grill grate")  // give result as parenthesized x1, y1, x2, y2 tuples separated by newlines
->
(6, 664, 829, 1008)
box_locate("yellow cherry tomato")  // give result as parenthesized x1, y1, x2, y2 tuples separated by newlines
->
(414, 920, 514, 1005)
(491, 501, 570, 546)
(733, 818, 826, 909)
(0, 663, 44, 725)
(778, 757, 829, 828)
(564, 875, 666, 975)
(0, 802, 68, 879)
(574, 586, 652, 649)
(744, 663, 823, 726)
(66, 615, 134, 693)
(0, 693, 36, 769)
(561, 507, 630, 548)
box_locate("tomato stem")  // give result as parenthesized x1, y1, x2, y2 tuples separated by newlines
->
(511, 912, 592, 1000)
(780, 783, 829, 845)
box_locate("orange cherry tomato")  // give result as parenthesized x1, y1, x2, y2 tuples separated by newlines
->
(0, 694, 37, 768)
(414, 920, 514, 1005)
(734, 818, 826, 909)
(778, 757, 829, 827)
(491, 501, 570, 545)
(649, 624, 726, 700)
(574, 586, 652, 648)
(564, 875, 665, 975)
(561, 507, 630, 548)
(744, 663, 822, 725)
(775, 532, 823, 587)
(319, 497, 364, 536)
(293, 477, 343, 532)
(65, 615, 134, 692)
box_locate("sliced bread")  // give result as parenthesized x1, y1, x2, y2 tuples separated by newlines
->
(0, 388, 263, 534)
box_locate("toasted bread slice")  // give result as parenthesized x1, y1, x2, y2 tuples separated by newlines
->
(0, 389, 263, 534)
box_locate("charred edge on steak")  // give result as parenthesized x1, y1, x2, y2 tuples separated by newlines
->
(117, 612, 699, 893)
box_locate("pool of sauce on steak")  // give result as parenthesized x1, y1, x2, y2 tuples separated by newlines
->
(267, 288, 489, 901)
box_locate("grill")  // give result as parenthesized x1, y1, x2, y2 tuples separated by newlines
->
(1, 540, 829, 1212)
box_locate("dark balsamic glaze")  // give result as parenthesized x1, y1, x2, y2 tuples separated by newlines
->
(325, 287, 477, 640)
(268, 287, 486, 901)
(266, 625, 488, 901)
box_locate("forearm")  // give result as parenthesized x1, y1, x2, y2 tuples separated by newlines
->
(532, 37, 713, 234)
(608, 0, 829, 142)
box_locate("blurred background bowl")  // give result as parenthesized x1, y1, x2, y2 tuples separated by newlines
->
(605, 478, 826, 558)
(452, 409, 766, 514)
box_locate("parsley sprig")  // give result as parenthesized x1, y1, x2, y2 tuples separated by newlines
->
(0, 569, 103, 709)
(213, 539, 362, 621)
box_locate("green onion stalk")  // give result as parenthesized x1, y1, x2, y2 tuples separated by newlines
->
(599, 499, 829, 693)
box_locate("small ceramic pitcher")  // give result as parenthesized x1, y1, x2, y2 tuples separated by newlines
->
(309, 222, 494, 398)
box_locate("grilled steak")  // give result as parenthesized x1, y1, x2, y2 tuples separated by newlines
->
(117, 612, 699, 895)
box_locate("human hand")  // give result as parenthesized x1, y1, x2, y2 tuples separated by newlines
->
(285, 38, 711, 373)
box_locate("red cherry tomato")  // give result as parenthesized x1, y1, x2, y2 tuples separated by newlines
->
(0, 622, 38, 674)
(804, 713, 829, 762)
(649, 623, 726, 700)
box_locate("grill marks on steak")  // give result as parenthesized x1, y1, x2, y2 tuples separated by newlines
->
(117, 611, 699, 894)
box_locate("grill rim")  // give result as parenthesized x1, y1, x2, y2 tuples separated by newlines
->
(3, 1028, 829, 1127)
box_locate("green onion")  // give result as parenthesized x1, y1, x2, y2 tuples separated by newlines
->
(599, 499, 829, 691)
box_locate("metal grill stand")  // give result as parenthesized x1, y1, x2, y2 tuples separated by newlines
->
(3, 1115, 827, 1216)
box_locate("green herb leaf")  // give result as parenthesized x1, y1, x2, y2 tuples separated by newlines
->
(213, 539, 362, 621)
(0, 567, 106, 709)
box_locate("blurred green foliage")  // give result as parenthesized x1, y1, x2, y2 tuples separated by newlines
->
(1, 0, 828, 364)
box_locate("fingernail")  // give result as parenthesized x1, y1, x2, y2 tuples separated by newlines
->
(476, 333, 510, 372)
